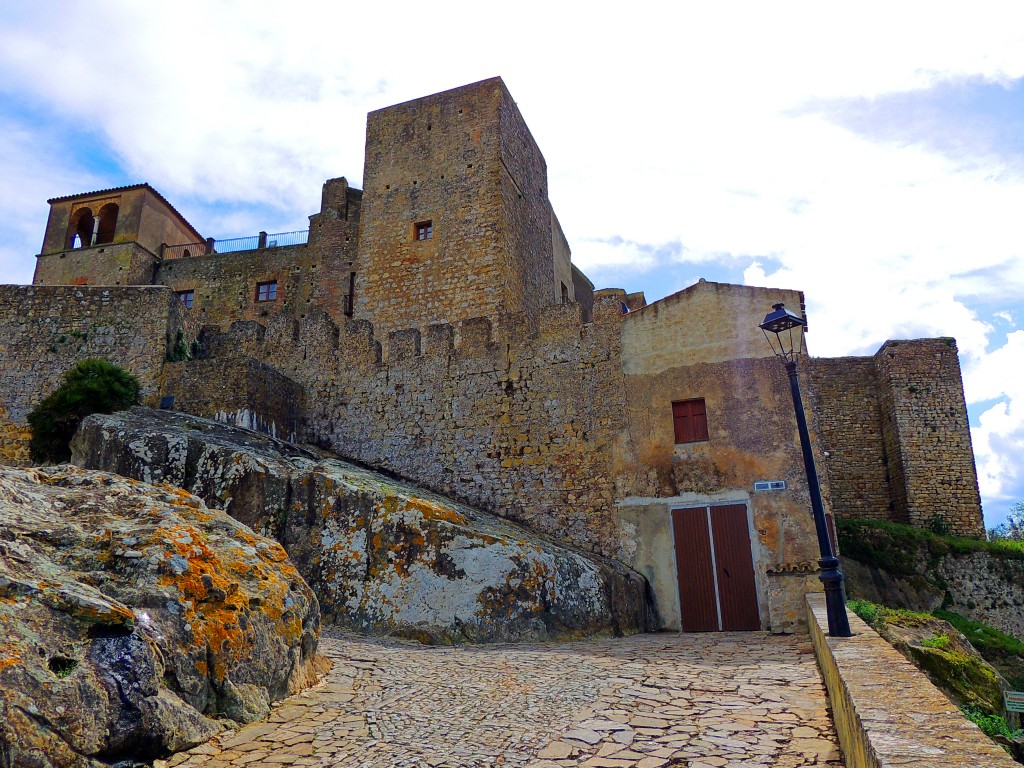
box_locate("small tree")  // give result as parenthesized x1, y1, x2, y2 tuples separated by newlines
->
(990, 501, 1024, 542)
(28, 358, 141, 464)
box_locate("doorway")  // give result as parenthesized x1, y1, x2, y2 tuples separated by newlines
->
(672, 504, 760, 631)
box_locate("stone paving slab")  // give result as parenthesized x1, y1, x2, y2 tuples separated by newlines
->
(163, 628, 843, 768)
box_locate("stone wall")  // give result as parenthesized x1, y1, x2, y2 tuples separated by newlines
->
(196, 297, 629, 558)
(161, 358, 304, 442)
(808, 356, 892, 520)
(875, 339, 982, 536)
(194, 280, 827, 633)
(806, 593, 1018, 768)
(155, 178, 361, 330)
(34, 242, 159, 288)
(0, 285, 183, 463)
(813, 339, 983, 537)
(354, 77, 561, 342)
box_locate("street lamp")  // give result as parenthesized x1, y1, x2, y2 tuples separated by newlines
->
(759, 303, 853, 637)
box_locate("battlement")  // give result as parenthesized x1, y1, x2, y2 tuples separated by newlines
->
(199, 292, 625, 370)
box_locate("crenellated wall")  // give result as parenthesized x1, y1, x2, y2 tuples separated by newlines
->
(196, 295, 630, 557)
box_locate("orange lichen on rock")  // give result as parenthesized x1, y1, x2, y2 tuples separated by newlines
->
(398, 496, 467, 525)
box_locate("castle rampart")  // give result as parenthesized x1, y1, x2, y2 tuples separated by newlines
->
(1, 77, 987, 638)
(810, 338, 983, 537)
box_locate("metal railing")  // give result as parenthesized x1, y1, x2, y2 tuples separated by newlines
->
(160, 229, 309, 260)
(162, 241, 209, 260)
(260, 229, 309, 248)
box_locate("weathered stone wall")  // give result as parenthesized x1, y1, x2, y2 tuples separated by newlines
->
(161, 358, 305, 442)
(551, 211, 575, 306)
(813, 339, 983, 537)
(806, 593, 1019, 768)
(808, 356, 892, 521)
(571, 265, 595, 323)
(0, 285, 183, 464)
(499, 81, 556, 325)
(195, 297, 629, 558)
(840, 523, 1024, 642)
(155, 179, 361, 331)
(194, 279, 828, 633)
(875, 339, 982, 536)
(34, 242, 159, 288)
(354, 77, 560, 343)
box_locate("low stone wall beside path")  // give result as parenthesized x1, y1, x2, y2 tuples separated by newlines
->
(806, 593, 1017, 768)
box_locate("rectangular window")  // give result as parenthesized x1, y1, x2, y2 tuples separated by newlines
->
(256, 281, 278, 302)
(561, 282, 569, 304)
(673, 398, 709, 443)
(175, 290, 194, 309)
(415, 220, 433, 240)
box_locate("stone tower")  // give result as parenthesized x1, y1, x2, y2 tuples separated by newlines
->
(353, 77, 578, 342)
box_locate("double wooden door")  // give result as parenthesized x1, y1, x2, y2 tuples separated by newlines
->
(672, 504, 760, 632)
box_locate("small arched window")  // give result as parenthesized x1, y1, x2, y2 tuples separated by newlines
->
(68, 207, 94, 249)
(96, 203, 118, 244)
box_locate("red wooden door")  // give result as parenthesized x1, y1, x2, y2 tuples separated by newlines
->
(710, 504, 761, 630)
(672, 507, 719, 631)
(672, 504, 760, 632)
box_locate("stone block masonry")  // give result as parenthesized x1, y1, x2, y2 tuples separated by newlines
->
(811, 338, 983, 537)
(196, 296, 630, 560)
(156, 178, 361, 331)
(808, 356, 892, 521)
(0, 285, 184, 464)
(161, 358, 305, 442)
(354, 77, 568, 342)
(806, 593, 1017, 767)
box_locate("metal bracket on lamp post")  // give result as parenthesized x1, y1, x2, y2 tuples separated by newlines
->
(760, 303, 852, 637)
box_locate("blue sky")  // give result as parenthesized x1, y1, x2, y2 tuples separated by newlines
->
(1, 2, 1022, 528)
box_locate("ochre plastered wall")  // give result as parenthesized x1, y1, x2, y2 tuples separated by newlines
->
(614, 281, 823, 632)
(35, 185, 204, 287)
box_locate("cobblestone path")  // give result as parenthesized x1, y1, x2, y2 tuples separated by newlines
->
(164, 628, 843, 768)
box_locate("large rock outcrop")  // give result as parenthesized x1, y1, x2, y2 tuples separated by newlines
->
(73, 407, 652, 643)
(0, 465, 321, 768)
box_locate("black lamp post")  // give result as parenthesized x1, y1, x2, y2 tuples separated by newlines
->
(759, 302, 853, 637)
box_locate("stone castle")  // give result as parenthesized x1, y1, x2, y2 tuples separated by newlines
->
(0, 76, 984, 634)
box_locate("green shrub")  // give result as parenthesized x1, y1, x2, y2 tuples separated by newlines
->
(847, 599, 880, 627)
(961, 705, 1022, 741)
(28, 359, 141, 463)
(921, 634, 952, 650)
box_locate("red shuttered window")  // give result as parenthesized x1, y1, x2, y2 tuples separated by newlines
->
(672, 398, 708, 443)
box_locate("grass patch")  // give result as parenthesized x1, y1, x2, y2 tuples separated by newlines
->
(837, 518, 1024, 568)
(847, 598, 932, 628)
(935, 610, 1024, 657)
